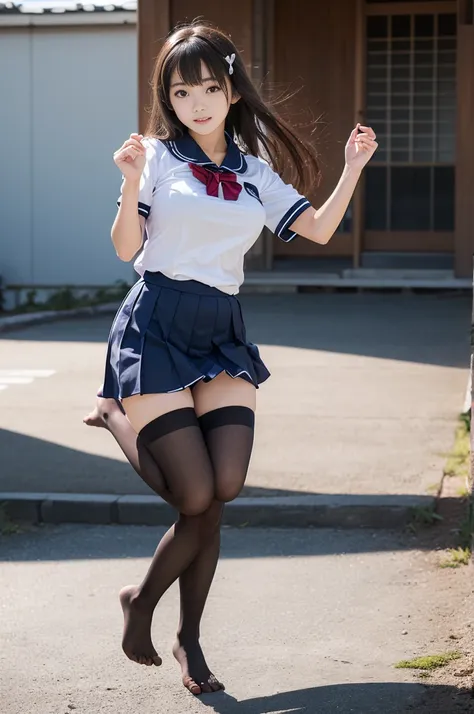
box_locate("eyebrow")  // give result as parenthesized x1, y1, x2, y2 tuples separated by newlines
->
(170, 77, 216, 88)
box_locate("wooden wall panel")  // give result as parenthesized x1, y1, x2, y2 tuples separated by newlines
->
(273, 0, 358, 258)
(171, 0, 253, 72)
(454, 9, 474, 277)
(138, 0, 170, 133)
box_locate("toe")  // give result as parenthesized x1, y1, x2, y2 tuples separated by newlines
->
(184, 677, 201, 695)
(208, 675, 224, 692)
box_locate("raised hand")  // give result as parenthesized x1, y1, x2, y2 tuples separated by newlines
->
(114, 133, 147, 181)
(345, 124, 378, 170)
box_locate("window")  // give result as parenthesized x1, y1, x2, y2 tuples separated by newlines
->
(365, 10, 456, 231)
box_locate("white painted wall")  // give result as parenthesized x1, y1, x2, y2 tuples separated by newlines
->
(0, 23, 138, 289)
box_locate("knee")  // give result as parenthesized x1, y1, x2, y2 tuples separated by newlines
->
(179, 500, 224, 540)
(215, 478, 244, 503)
(177, 488, 215, 517)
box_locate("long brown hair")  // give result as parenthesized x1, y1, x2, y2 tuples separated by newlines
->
(145, 21, 320, 195)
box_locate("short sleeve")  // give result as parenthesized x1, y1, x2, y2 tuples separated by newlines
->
(258, 160, 311, 242)
(116, 138, 158, 219)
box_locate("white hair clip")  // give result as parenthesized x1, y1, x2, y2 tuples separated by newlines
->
(225, 53, 236, 75)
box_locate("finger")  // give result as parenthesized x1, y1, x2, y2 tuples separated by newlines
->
(349, 125, 359, 143)
(123, 138, 146, 152)
(356, 137, 377, 146)
(116, 146, 140, 163)
(356, 132, 376, 141)
(114, 144, 143, 163)
(358, 125, 376, 139)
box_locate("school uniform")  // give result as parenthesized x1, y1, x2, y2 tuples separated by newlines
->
(101, 131, 311, 399)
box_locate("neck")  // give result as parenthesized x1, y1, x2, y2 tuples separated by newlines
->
(188, 122, 227, 164)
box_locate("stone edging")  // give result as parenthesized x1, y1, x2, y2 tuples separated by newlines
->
(0, 492, 436, 529)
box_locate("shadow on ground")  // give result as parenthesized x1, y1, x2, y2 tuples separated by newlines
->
(141, 681, 472, 714)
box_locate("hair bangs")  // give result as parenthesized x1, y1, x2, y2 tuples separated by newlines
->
(163, 38, 229, 101)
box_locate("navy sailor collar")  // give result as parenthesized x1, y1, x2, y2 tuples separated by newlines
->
(163, 130, 248, 174)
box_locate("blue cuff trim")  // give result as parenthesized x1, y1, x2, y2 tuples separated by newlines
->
(275, 198, 311, 242)
(116, 199, 151, 218)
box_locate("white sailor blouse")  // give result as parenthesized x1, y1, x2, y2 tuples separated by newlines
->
(116, 131, 311, 295)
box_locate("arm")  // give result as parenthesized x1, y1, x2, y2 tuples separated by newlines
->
(111, 132, 148, 262)
(290, 164, 361, 246)
(290, 124, 377, 245)
(111, 179, 145, 261)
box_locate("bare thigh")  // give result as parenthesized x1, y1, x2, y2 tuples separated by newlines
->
(192, 371, 256, 418)
(122, 390, 194, 434)
(121, 389, 214, 515)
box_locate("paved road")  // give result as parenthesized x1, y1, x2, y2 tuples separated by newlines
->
(0, 292, 470, 498)
(1, 523, 465, 714)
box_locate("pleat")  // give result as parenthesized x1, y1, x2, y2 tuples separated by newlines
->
(101, 272, 271, 398)
(102, 280, 145, 399)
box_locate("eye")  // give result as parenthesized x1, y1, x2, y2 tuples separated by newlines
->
(174, 90, 188, 98)
(207, 85, 221, 93)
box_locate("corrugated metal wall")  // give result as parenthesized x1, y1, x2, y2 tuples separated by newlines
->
(0, 24, 137, 288)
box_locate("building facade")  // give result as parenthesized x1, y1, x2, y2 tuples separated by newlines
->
(139, 0, 474, 280)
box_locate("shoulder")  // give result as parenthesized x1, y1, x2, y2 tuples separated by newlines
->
(141, 137, 168, 161)
(245, 154, 278, 184)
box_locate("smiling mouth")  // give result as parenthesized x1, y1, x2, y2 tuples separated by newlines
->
(194, 117, 211, 123)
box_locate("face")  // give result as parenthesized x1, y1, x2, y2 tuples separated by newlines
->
(169, 60, 239, 136)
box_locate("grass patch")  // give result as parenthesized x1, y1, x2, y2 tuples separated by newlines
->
(439, 547, 471, 568)
(426, 481, 442, 496)
(395, 651, 462, 671)
(406, 505, 443, 534)
(1, 281, 131, 315)
(0, 503, 23, 536)
(443, 414, 470, 480)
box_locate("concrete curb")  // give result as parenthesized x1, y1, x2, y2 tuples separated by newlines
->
(0, 303, 119, 333)
(0, 492, 436, 529)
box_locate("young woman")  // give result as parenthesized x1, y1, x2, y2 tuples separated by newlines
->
(84, 20, 377, 697)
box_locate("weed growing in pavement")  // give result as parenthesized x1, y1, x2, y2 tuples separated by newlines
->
(0, 503, 24, 536)
(439, 547, 471, 568)
(443, 414, 470, 481)
(395, 652, 462, 671)
(0, 281, 131, 315)
(406, 505, 443, 534)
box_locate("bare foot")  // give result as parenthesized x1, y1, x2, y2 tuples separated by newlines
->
(173, 636, 224, 695)
(119, 585, 162, 667)
(83, 395, 123, 429)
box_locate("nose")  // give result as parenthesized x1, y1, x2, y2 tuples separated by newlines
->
(192, 96, 207, 113)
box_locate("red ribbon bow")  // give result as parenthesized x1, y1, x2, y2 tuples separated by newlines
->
(189, 163, 242, 201)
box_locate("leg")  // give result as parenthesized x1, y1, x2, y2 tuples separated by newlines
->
(173, 373, 256, 693)
(83, 391, 175, 504)
(84, 389, 224, 690)
(115, 393, 219, 667)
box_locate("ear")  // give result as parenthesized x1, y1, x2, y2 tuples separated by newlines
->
(230, 91, 241, 105)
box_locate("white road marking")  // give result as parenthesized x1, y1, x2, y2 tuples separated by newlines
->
(0, 377, 34, 384)
(0, 369, 56, 378)
(0, 369, 56, 392)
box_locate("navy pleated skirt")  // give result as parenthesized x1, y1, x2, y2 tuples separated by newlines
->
(100, 270, 271, 400)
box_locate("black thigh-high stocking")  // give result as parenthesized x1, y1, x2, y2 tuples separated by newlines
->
(174, 405, 255, 694)
(90, 397, 175, 504)
(119, 407, 222, 669)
